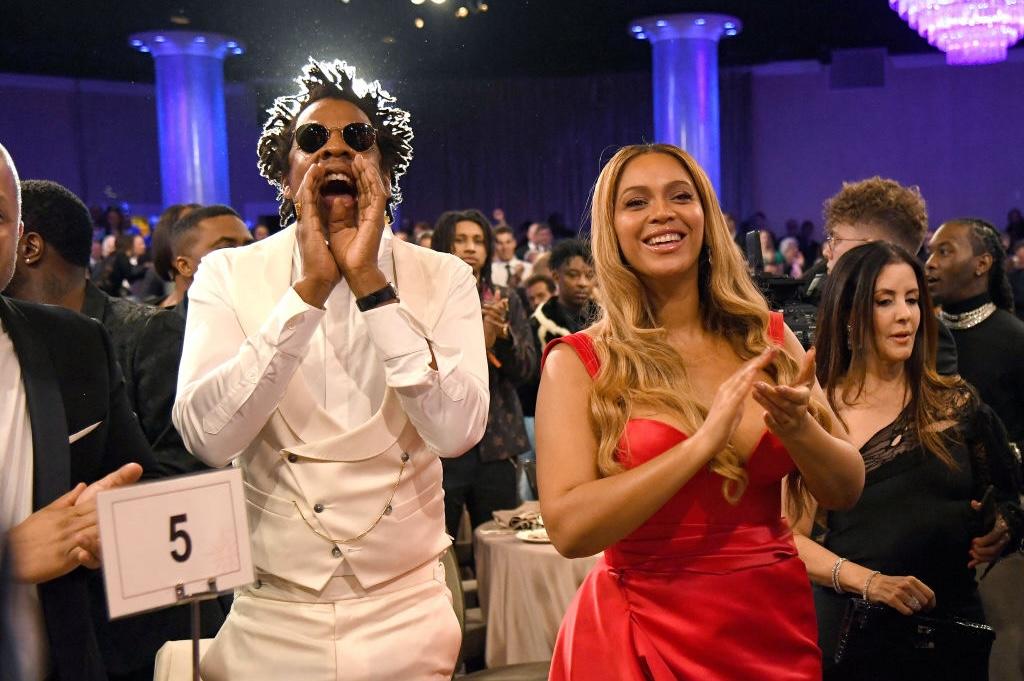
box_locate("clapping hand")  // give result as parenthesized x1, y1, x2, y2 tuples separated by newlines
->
(753, 347, 816, 437)
(693, 348, 778, 458)
(482, 289, 509, 349)
(9, 463, 143, 583)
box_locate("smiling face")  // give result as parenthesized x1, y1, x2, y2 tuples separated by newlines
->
(282, 97, 383, 231)
(870, 262, 921, 366)
(612, 152, 705, 284)
(452, 219, 487, 277)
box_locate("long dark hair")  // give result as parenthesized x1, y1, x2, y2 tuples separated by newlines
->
(431, 209, 494, 295)
(815, 241, 967, 468)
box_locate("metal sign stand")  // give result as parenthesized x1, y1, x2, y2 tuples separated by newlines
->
(175, 577, 220, 681)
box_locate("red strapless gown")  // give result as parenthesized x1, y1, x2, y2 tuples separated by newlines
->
(545, 325, 821, 681)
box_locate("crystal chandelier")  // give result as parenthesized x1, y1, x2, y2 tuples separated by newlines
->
(889, 0, 1024, 65)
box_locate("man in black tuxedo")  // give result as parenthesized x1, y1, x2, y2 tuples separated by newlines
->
(0, 144, 154, 681)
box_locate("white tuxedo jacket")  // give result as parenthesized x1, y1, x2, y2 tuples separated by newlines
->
(173, 227, 489, 592)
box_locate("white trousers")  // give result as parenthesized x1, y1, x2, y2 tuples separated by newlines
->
(199, 560, 461, 681)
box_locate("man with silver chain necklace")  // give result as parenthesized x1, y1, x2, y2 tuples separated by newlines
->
(926, 217, 1024, 680)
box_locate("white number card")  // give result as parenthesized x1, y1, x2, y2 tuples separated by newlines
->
(97, 467, 253, 619)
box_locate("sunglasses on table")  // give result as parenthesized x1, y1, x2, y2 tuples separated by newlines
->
(294, 122, 377, 154)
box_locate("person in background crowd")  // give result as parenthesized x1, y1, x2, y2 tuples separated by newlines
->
(432, 209, 536, 536)
(1005, 208, 1024, 244)
(760, 229, 785, 275)
(393, 230, 409, 242)
(101, 206, 128, 236)
(88, 239, 102, 275)
(95, 234, 146, 298)
(416, 229, 433, 249)
(491, 225, 532, 288)
(797, 241, 1022, 680)
(1009, 239, 1024, 320)
(530, 251, 552, 280)
(173, 58, 485, 681)
(139, 204, 196, 306)
(780, 236, 805, 278)
(538, 143, 862, 680)
(516, 221, 553, 263)
(145, 203, 200, 308)
(492, 207, 510, 229)
(0, 144, 153, 681)
(253, 223, 271, 241)
(799, 220, 821, 265)
(925, 217, 1024, 680)
(532, 238, 597, 347)
(822, 176, 958, 376)
(524, 273, 555, 313)
(412, 220, 432, 242)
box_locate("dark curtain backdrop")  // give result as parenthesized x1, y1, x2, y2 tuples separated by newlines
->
(719, 68, 755, 225)
(397, 72, 653, 237)
(396, 68, 753, 238)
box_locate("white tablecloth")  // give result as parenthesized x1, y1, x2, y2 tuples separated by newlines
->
(473, 520, 599, 668)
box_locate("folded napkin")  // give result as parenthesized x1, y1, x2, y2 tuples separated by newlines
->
(493, 501, 543, 530)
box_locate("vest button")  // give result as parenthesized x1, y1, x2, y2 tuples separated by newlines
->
(384, 504, 393, 515)
(314, 503, 324, 513)
(332, 547, 342, 558)
(401, 452, 410, 463)
(287, 454, 298, 463)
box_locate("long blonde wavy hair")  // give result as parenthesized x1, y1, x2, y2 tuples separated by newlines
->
(588, 144, 820, 505)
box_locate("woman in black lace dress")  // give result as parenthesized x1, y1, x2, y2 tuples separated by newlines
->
(788, 242, 1023, 680)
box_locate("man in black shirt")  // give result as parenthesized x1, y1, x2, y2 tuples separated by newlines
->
(822, 177, 958, 375)
(531, 238, 597, 347)
(925, 217, 1024, 680)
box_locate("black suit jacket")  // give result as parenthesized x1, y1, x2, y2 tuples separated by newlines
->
(0, 295, 156, 681)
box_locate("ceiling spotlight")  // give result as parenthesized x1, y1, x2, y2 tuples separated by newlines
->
(382, 35, 396, 43)
(414, 17, 425, 28)
(456, 6, 469, 17)
(169, 14, 190, 25)
(478, 2, 488, 10)
(411, 0, 426, 4)
(430, 0, 446, 4)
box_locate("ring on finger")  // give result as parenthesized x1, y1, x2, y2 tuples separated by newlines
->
(907, 596, 922, 611)
(295, 201, 303, 221)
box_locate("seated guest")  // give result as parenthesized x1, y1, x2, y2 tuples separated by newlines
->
(523, 273, 555, 313)
(2, 179, 226, 680)
(760, 229, 785, 275)
(794, 241, 1022, 680)
(516, 221, 553, 263)
(146, 203, 200, 308)
(167, 205, 253, 317)
(0, 143, 153, 681)
(252, 223, 271, 241)
(416, 229, 433, 249)
(95, 234, 147, 298)
(780, 236, 805, 278)
(432, 210, 536, 535)
(532, 238, 597, 347)
(822, 177, 958, 375)
(491, 225, 532, 288)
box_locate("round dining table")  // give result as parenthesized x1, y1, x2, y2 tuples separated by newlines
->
(473, 520, 600, 668)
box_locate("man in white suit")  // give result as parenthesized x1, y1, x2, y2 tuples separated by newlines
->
(172, 59, 489, 681)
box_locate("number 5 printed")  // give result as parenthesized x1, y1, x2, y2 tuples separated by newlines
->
(169, 514, 192, 563)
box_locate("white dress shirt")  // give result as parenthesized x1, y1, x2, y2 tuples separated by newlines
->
(490, 257, 532, 288)
(173, 227, 489, 467)
(0, 319, 49, 681)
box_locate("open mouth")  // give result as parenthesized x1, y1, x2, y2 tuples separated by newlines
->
(318, 171, 357, 215)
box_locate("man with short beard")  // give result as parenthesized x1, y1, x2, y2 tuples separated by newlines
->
(172, 59, 488, 681)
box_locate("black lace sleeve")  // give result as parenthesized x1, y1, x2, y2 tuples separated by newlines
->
(966, 401, 1024, 552)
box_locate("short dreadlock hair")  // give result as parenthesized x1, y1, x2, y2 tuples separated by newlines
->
(257, 58, 414, 225)
(946, 217, 1015, 312)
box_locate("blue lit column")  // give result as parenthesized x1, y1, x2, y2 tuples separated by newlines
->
(130, 31, 244, 206)
(630, 14, 740, 193)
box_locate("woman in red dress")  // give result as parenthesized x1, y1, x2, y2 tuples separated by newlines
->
(536, 144, 865, 680)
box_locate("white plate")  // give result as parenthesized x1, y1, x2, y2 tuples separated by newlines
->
(515, 529, 550, 544)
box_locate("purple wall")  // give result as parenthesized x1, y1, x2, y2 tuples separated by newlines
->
(748, 53, 1024, 235)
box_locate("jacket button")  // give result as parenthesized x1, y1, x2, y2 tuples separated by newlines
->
(384, 504, 393, 515)
(332, 547, 342, 558)
(287, 454, 298, 463)
(314, 503, 324, 513)
(401, 452, 410, 463)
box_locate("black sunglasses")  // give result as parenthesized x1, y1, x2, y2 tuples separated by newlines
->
(294, 122, 377, 154)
